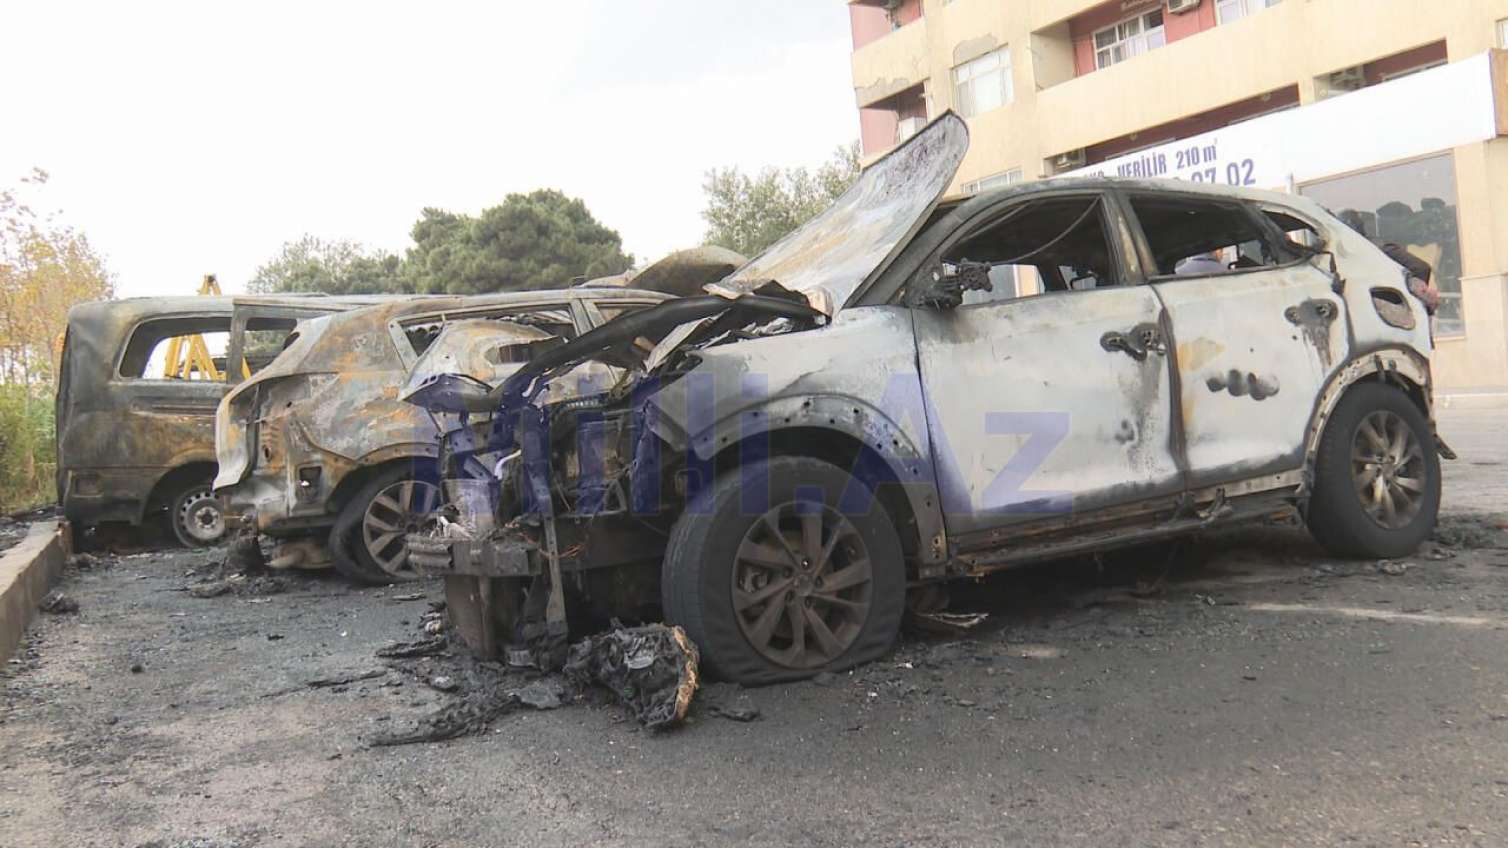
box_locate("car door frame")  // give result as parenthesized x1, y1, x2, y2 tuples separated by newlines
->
(898, 186, 1208, 553)
(225, 302, 353, 386)
(1111, 187, 1345, 495)
(386, 296, 595, 371)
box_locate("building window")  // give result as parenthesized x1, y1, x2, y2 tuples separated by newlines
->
(952, 48, 1012, 118)
(1499, 18, 1508, 48)
(963, 168, 1024, 194)
(1093, 10, 1165, 70)
(1301, 153, 1465, 337)
(1216, 0, 1281, 25)
(1378, 60, 1447, 83)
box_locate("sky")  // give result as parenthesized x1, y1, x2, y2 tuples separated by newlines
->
(0, 1, 859, 298)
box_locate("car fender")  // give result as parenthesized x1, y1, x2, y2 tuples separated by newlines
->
(1302, 345, 1435, 486)
(643, 307, 948, 569)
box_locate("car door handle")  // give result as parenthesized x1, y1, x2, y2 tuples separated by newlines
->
(1100, 325, 1164, 361)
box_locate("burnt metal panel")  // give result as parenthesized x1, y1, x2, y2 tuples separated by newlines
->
(912, 285, 1184, 540)
(708, 113, 969, 317)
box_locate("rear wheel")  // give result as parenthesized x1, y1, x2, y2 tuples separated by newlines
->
(1306, 383, 1440, 558)
(661, 456, 905, 684)
(331, 464, 441, 585)
(171, 485, 227, 548)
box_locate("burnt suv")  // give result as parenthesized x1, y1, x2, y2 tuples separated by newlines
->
(404, 114, 1448, 684)
(213, 288, 674, 583)
(58, 294, 390, 546)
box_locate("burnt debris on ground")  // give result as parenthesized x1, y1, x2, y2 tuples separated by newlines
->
(38, 590, 79, 615)
(563, 623, 699, 730)
(183, 528, 292, 598)
(369, 621, 702, 745)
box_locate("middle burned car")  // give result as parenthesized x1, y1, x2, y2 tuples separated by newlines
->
(405, 113, 1447, 684)
(213, 287, 673, 583)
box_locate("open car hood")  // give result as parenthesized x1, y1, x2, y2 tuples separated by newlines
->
(707, 112, 969, 318)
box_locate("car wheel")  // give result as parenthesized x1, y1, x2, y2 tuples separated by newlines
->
(661, 456, 906, 684)
(1306, 382, 1441, 559)
(172, 485, 228, 548)
(331, 464, 441, 585)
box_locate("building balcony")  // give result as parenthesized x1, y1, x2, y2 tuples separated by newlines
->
(1032, 0, 1454, 158)
(850, 12, 930, 109)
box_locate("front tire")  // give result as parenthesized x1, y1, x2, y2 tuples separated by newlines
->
(661, 456, 906, 684)
(1306, 383, 1441, 558)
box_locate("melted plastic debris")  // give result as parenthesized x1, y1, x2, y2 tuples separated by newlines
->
(564, 623, 699, 731)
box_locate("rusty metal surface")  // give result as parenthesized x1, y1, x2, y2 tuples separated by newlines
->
(399, 320, 618, 410)
(215, 288, 673, 536)
(401, 320, 557, 387)
(707, 112, 968, 316)
(59, 295, 391, 526)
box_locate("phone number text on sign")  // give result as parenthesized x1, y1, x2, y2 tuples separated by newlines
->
(1084, 136, 1264, 187)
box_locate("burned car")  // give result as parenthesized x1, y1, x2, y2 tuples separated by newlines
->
(58, 294, 390, 546)
(213, 287, 676, 584)
(405, 113, 1446, 684)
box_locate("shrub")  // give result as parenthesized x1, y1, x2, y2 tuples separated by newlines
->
(0, 384, 55, 512)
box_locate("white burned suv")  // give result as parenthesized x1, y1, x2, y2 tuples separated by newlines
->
(405, 113, 1448, 684)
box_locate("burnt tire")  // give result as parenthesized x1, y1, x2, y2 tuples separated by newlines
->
(660, 456, 906, 685)
(1306, 383, 1441, 559)
(330, 462, 439, 586)
(171, 484, 227, 548)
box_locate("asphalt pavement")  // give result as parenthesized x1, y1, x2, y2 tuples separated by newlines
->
(2, 405, 1506, 848)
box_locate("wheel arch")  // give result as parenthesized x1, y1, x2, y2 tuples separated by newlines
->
(327, 452, 439, 516)
(683, 394, 947, 571)
(1304, 347, 1435, 482)
(142, 459, 219, 522)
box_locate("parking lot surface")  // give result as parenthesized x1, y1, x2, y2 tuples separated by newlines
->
(2, 406, 1506, 848)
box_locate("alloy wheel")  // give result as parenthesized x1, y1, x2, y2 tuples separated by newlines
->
(1350, 409, 1426, 530)
(361, 479, 441, 579)
(731, 501, 873, 669)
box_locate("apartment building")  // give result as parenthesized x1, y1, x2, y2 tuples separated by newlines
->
(848, 0, 1508, 391)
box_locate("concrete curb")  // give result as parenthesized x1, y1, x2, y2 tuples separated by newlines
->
(0, 522, 68, 664)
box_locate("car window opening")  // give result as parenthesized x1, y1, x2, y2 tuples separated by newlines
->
(118, 316, 234, 380)
(938, 196, 1120, 305)
(1130, 195, 1291, 277)
(403, 307, 576, 357)
(243, 317, 301, 375)
(1263, 209, 1324, 252)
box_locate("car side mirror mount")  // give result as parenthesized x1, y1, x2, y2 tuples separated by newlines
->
(906, 260, 993, 310)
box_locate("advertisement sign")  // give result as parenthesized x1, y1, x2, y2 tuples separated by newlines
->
(1064, 52, 1499, 189)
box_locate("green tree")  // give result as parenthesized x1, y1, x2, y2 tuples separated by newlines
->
(403, 189, 633, 294)
(700, 141, 862, 257)
(246, 235, 407, 295)
(0, 168, 114, 508)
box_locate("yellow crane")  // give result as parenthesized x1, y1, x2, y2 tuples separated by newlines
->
(161, 274, 249, 380)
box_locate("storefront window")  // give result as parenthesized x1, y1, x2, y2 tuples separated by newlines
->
(1301, 153, 1465, 337)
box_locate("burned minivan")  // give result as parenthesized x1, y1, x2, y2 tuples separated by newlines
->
(57, 294, 386, 546)
(404, 113, 1447, 684)
(213, 287, 676, 584)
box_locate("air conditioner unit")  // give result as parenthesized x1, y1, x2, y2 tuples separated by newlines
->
(896, 116, 927, 143)
(1327, 66, 1367, 93)
(1052, 149, 1087, 172)
(1166, 0, 1201, 14)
